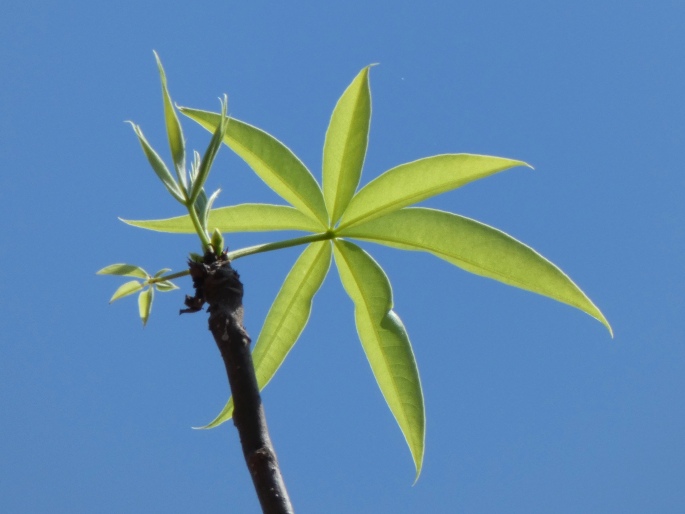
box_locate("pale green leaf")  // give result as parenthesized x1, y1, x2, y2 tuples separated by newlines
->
(110, 280, 145, 303)
(153, 268, 172, 278)
(128, 122, 185, 203)
(122, 203, 324, 234)
(333, 239, 425, 478)
(154, 51, 186, 189)
(203, 241, 332, 428)
(340, 207, 612, 334)
(98, 264, 148, 279)
(189, 96, 229, 203)
(155, 280, 178, 292)
(338, 154, 529, 229)
(323, 66, 372, 224)
(179, 107, 328, 226)
(138, 287, 154, 326)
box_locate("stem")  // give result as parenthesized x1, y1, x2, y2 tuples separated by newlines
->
(186, 256, 294, 514)
(228, 231, 334, 261)
(186, 201, 212, 249)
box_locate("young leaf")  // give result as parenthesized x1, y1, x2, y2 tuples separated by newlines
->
(338, 154, 529, 229)
(340, 207, 612, 333)
(203, 241, 332, 428)
(97, 264, 148, 279)
(153, 268, 172, 278)
(333, 239, 425, 478)
(110, 280, 145, 303)
(179, 107, 329, 227)
(122, 203, 324, 234)
(323, 66, 372, 224)
(155, 280, 178, 292)
(128, 122, 185, 203)
(138, 287, 154, 326)
(153, 51, 187, 190)
(189, 96, 229, 203)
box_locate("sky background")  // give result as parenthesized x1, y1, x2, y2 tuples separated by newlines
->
(1, 1, 684, 512)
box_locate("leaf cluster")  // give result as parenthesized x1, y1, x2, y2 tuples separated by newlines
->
(100, 57, 611, 478)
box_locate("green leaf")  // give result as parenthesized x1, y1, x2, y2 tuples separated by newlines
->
(340, 207, 612, 334)
(153, 268, 172, 278)
(338, 154, 529, 229)
(323, 66, 372, 224)
(155, 280, 178, 292)
(109, 280, 145, 303)
(189, 96, 229, 203)
(138, 287, 154, 326)
(203, 241, 332, 428)
(97, 264, 148, 279)
(122, 203, 324, 233)
(128, 122, 185, 203)
(333, 239, 425, 478)
(154, 51, 187, 190)
(179, 107, 329, 227)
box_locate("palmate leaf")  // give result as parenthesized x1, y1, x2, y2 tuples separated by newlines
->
(138, 287, 154, 326)
(122, 203, 324, 233)
(109, 280, 145, 303)
(202, 241, 332, 428)
(333, 239, 425, 478)
(339, 207, 612, 334)
(323, 66, 372, 224)
(338, 154, 530, 229)
(178, 107, 329, 227)
(97, 263, 148, 279)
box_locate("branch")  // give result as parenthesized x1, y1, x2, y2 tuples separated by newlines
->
(184, 252, 294, 514)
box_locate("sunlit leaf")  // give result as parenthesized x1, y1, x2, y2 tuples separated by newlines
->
(128, 122, 185, 203)
(153, 268, 172, 278)
(338, 154, 529, 229)
(189, 96, 228, 203)
(154, 51, 187, 190)
(97, 264, 148, 279)
(179, 107, 329, 226)
(155, 280, 178, 292)
(203, 241, 332, 428)
(323, 66, 372, 224)
(333, 239, 425, 478)
(138, 287, 154, 326)
(110, 280, 145, 303)
(340, 207, 612, 334)
(122, 203, 324, 234)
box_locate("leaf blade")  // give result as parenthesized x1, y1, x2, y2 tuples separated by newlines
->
(333, 239, 425, 478)
(122, 203, 324, 234)
(340, 207, 611, 333)
(323, 66, 372, 224)
(138, 287, 154, 326)
(339, 154, 529, 229)
(179, 107, 328, 226)
(97, 264, 148, 279)
(202, 241, 332, 428)
(109, 280, 144, 303)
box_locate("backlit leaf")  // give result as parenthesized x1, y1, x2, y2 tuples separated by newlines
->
(155, 280, 178, 292)
(333, 239, 425, 478)
(203, 241, 332, 428)
(122, 203, 324, 234)
(138, 287, 154, 326)
(323, 66, 372, 224)
(338, 154, 529, 229)
(179, 107, 328, 226)
(98, 264, 148, 279)
(340, 207, 612, 333)
(110, 280, 144, 303)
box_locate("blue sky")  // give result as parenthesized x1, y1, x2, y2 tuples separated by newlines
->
(1, 1, 684, 512)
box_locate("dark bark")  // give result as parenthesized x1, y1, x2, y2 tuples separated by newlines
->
(183, 252, 294, 514)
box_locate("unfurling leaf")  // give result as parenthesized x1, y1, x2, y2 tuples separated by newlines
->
(110, 280, 145, 303)
(333, 239, 425, 479)
(323, 66, 372, 224)
(202, 241, 332, 428)
(138, 287, 154, 326)
(154, 51, 187, 190)
(339, 207, 612, 334)
(97, 264, 148, 279)
(211, 228, 224, 254)
(155, 280, 178, 292)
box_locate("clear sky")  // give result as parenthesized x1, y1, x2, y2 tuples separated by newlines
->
(1, 1, 684, 513)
